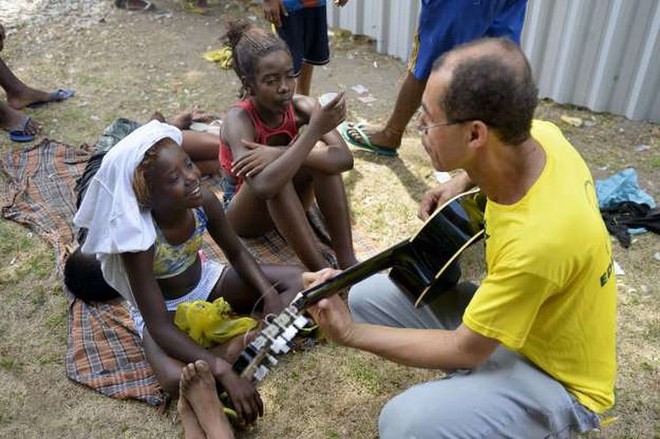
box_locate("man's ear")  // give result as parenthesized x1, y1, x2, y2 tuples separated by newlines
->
(467, 120, 489, 149)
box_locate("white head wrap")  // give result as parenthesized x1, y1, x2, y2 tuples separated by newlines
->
(73, 120, 183, 304)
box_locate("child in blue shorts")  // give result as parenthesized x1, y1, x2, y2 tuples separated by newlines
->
(262, 0, 348, 96)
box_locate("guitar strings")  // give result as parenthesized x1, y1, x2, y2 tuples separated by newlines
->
(242, 280, 282, 346)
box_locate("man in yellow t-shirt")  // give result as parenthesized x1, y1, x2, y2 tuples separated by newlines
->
(305, 37, 616, 438)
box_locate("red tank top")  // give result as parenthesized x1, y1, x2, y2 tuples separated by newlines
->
(219, 99, 298, 190)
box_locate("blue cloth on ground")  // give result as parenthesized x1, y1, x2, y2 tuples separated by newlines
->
(596, 168, 655, 234)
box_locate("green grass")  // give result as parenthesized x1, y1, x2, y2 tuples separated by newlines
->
(0, 357, 24, 373)
(346, 361, 381, 394)
(643, 319, 660, 343)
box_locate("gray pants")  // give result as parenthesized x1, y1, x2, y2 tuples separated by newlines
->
(348, 274, 600, 439)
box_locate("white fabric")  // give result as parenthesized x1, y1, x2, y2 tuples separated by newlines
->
(73, 120, 183, 306)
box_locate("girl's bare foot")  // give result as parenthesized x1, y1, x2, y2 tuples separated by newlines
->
(149, 110, 166, 123)
(168, 110, 193, 130)
(177, 391, 205, 439)
(180, 360, 235, 439)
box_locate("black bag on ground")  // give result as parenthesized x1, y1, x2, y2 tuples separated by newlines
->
(601, 201, 660, 248)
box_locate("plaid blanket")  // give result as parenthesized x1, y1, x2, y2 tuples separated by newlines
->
(1, 138, 375, 408)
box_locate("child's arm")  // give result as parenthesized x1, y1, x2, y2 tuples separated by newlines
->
(121, 250, 263, 422)
(293, 95, 354, 173)
(262, 0, 287, 28)
(201, 187, 289, 314)
(224, 93, 346, 199)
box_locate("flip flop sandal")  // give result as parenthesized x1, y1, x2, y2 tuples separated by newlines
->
(5, 115, 36, 143)
(27, 88, 75, 109)
(115, 0, 155, 11)
(339, 122, 398, 157)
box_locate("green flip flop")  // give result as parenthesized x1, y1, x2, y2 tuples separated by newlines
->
(339, 122, 398, 157)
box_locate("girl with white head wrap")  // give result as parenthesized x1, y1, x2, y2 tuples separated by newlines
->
(72, 119, 304, 423)
(74, 120, 183, 306)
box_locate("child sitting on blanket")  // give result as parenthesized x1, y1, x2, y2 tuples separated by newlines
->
(73, 120, 303, 426)
(219, 20, 357, 271)
(65, 109, 223, 303)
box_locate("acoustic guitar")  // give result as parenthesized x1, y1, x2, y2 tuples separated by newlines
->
(233, 187, 486, 381)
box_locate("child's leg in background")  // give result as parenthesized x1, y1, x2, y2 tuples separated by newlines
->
(312, 171, 357, 269)
(226, 181, 330, 271)
(296, 62, 314, 96)
(277, 6, 329, 96)
(181, 130, 220, 176)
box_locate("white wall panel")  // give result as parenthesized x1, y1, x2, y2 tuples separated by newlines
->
(327, 0, 659, 122)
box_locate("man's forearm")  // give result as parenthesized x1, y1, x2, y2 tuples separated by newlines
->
(346, 324, 487, 370)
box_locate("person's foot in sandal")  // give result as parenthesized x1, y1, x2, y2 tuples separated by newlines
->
(1, 101, 40, 142)
(115, 0, 155, 11)
(6, 85, 73, 110)
(339, 122, 399, 156)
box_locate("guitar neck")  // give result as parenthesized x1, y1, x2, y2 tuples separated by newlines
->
(290, 240, 410, 311)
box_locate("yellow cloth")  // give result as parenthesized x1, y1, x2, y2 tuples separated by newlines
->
(203, 47, 233, 70)
(463, 120, 617, 413)
(183, 0, 207, 14)
(174, 298, 258, 348)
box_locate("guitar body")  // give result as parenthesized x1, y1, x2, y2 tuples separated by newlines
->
(389, 187, 486, 305)
(292, 187, 486, 310)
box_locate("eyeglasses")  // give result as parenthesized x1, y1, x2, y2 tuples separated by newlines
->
(417, 120, 463, 136)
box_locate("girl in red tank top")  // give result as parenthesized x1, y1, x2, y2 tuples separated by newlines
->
(219, 20, 357, 271)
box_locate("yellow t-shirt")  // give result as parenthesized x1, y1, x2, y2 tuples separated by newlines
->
(463, 120, 617, 414)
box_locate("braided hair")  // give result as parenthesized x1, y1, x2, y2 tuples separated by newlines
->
(223, 20, 291, 97)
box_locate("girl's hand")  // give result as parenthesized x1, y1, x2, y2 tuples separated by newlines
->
(217, 370, 264, 424)
(308, 92, 346, 137)
(263, 0, 286, 27)
(233, 140, 284, 178)
(302, 268, 340, 289)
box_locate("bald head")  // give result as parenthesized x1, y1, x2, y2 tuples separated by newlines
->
(430, 38, 538, 145)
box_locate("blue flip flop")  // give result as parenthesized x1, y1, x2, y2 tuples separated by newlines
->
(5, 115, 36, 143)
(339, 122, 398, 157)
(26, 88, 75, 109)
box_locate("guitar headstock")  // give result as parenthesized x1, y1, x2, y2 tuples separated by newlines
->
(232, 306, 311, 382)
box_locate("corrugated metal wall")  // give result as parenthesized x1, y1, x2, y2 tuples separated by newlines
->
(327, 0, 659, 123)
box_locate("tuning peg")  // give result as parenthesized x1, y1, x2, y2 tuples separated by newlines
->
(293, 315, 309, 329)
(266, 354, 278, 366)
(253, 365, 269, 381)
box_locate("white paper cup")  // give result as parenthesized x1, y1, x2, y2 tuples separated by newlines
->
(318, 92, 338, 107)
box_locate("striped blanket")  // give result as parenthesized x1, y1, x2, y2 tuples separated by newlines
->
(0, 138, 375, 408)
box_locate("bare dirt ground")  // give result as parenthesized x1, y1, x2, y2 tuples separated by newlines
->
(0, 0, 658, 437)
